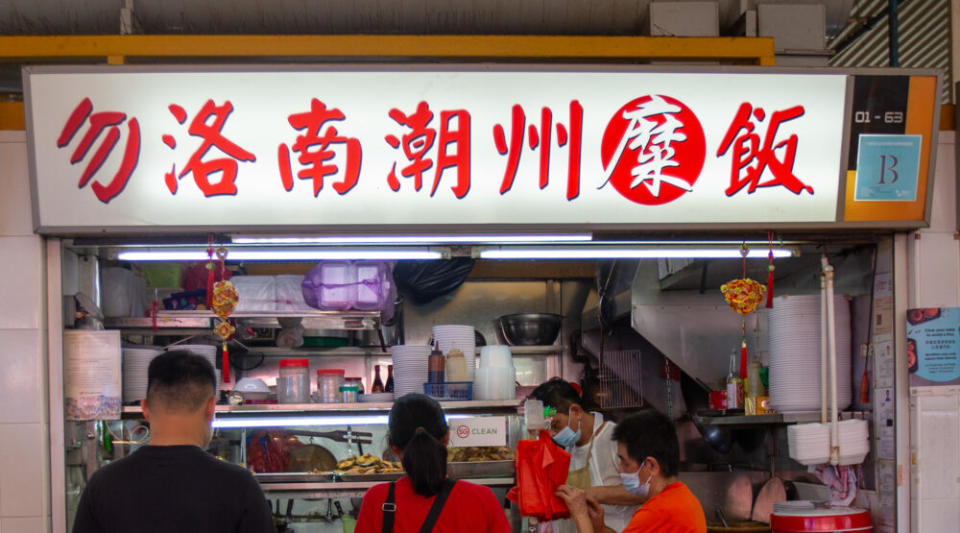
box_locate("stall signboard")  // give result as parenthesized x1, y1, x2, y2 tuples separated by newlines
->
(907, 307, 960, 387)
(449, 416, 507, 447)
(23, 66, 939, 234)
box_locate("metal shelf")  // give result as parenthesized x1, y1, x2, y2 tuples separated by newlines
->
(122, 399, 521, 417)
(259, 477, 515, 497)
(104, 309, 381, 333)
(694, 410, 869, 427)
(238, 345, 561, 358)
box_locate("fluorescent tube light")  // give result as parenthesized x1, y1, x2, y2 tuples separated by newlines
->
(232, 234, 593, 245)
(117, 248, 445, 261)
(479, 247, 796, 260)
(212, 413, 473, 429)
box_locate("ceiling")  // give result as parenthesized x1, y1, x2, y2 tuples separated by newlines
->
(0, 0, 855, 36)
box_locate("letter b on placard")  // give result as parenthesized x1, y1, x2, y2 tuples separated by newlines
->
(878, 154, 899, 185)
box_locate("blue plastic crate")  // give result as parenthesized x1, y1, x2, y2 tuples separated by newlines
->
(423, 381, 473, 401)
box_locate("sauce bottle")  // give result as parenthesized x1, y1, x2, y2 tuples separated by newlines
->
(371, 364, 385, 392)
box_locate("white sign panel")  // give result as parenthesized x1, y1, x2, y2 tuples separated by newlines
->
(449, 416, 507, 447)
(25, 66, 848, 232)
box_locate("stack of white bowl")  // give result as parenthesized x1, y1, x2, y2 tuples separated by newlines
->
(787, 419, 870, 466)
(433, 325, 476, 381)
(392, 344, 431, 397)
(768, 294, 852, 413)
(787, 423, 830, 465)
(475, 345, 517, 400)
(122, 346, 163, 402)
(837, 419, 869, 465)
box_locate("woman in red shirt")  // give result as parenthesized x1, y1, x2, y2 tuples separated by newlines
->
(355, 394, 512, 533)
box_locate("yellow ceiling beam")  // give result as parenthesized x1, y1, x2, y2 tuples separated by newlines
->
(0, 102, 25, 130)
(0, 34, 775, 64)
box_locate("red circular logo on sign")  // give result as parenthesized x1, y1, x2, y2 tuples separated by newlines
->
(600, 95, 706, 205)
(456, 425, 470, 439)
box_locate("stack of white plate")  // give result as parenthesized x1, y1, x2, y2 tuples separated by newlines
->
(837, 419, 869, 465)
(122, 346, 163, 402)
(172, 344, 218, 370)
(768, 294, 852, 413)
(787, 423, 830, 465)
(392, 345, 431, 397)
(433, 325, 476, 381)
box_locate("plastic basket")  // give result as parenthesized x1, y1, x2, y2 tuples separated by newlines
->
(424, 382, 473, 401)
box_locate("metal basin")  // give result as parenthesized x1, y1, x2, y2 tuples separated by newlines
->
(497, 313, 562, 346)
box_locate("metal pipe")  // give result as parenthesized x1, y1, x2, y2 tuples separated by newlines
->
(889, 0, 900, 67)
(820, 272, 828, 424)
(821, 256, 839, 465)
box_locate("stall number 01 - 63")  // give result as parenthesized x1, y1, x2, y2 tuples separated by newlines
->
(854, 110, 905, 124)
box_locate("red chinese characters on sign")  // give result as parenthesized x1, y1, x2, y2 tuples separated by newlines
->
(56, 97, 141, 204)
(600, 95, 705, 206)
(385, 101, 471, 198)
(493, 101, 583, 200)
(278, 99, 361, 196)
(716, 103, 813, 197)
(162, 100, 256, 197)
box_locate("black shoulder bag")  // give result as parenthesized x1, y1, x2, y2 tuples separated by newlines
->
(381, 479, 458, 533)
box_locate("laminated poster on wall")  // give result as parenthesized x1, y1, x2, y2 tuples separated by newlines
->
(874, 387, 895, 460)
(873, 337, 895, 389)
(906, 307, 960, 387)
(64, 330, 122, 420)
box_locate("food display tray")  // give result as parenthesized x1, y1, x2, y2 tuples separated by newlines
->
(255, 460, 514, 484)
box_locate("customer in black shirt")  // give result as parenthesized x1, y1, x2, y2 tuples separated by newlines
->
(73, 350, 276, 533)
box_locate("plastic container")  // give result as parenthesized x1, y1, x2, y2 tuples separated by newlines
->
(354, 262, 393, 310)
(424, 382, 473, 401)
(316, 369, 346, 403)
(301, 261, 393, 311)
(302, 262, 355, 310)
(232, 275, 277, 312)
(277, 359, 310, 404)
(275, 274, 312, 312)
(345, 377, 364, 395)
(340, 384, 360, 403)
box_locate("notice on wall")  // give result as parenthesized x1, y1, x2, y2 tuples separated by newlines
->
(64, 329, 122, 420)
(449, 416, 507, 448)
(874, 387, 896, 460)
(906, 307, 960, 387)
(874, 336, 895, 389)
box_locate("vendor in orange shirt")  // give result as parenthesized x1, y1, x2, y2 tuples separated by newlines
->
(556, 410, 706, 533)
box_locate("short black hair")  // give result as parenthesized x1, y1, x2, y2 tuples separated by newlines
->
(528, 378, 582, 414)
(146, 350, 217, 413)
(612, 410, 679, 478)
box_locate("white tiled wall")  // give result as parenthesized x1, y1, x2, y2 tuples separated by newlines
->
(0, 131, 50, 531)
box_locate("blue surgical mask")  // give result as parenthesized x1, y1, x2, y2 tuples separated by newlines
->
(620, 462, 652, 497)
(551, 413, 582, 449)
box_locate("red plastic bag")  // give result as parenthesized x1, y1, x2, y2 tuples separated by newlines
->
(507, 430, 571, 520)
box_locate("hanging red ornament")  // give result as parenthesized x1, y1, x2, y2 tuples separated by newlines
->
(721, 278, 767, 315)
(210, 246, 237, 384)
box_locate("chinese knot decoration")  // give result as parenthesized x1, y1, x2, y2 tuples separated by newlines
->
(721, 244, 767, 381)
(720, 278, 767, 316)
(210, 246, 237, 383)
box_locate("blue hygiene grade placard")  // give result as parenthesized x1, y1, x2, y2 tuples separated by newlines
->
(907, 307, 960, 386)
(854, 134, 922, 202)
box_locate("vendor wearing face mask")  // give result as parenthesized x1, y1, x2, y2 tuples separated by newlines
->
(529, 379, 643, 533)
(556, 410, 707, 533)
